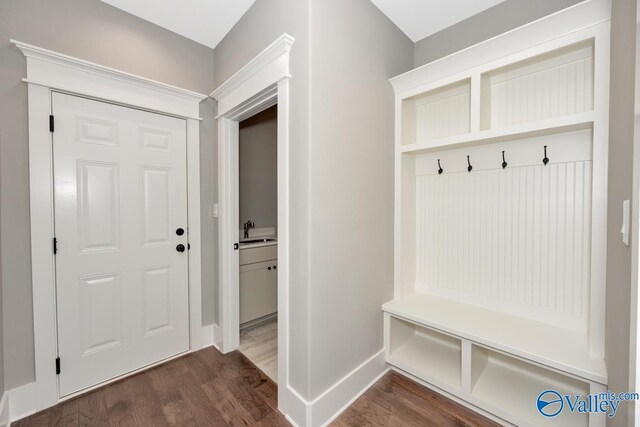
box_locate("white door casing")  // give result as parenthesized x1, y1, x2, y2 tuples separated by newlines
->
(11, 40, 207, 419)
(53, 93, 190, 396)
(210, 34, 294, 415)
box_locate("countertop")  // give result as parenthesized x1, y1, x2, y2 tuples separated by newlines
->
(239, 236, 278, 250)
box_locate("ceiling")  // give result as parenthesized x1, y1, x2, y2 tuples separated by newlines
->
(99, 0, 255, 49)
(100, 0, 506, 49)
(370, 0, 506, 42)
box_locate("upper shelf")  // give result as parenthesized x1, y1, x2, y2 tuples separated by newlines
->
(399, 39, 595, 152)
(382, 292, 607, 384)
(400, 111, 594, 154)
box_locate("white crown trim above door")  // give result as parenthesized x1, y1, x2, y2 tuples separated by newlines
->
(9, 41, 207, 421)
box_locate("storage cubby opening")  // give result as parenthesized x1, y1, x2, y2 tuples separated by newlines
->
(471, 345, 590, 427)
(389, 316, 462, 390)
(481, 40, 594, 131)
(402, 79, 471, 146)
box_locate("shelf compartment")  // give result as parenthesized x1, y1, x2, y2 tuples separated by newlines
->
(402, 79, 470, 146)
(471, 345, 590, 427)
(481, 40, 594, 131)
(388, 315, 462, 390)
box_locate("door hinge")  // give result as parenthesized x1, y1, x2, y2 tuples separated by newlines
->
(55, 357, 60, 375)
(49, 115, 54, 132)
(53, 237, 58, 254)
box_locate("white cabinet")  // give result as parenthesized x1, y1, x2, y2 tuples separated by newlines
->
(386, 3, 611, 426)
(239, 247, 277, 325)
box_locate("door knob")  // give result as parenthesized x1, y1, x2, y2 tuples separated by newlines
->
(176, 244, 186, 253)
(176, 228, 185, 236)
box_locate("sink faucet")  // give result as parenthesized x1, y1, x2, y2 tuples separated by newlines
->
(243, 220, 255, 238)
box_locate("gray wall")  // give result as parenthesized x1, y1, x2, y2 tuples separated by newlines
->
(214, 0, 313, 396)
(214, 0, 412, 399)
(606, 0, 637, 425)
(239, 105, 278, 230)
(0, 0, 215, 390)
(307, 0, 412, 398)
(200, 98, 218, 326)
(413, 0, 584, 68)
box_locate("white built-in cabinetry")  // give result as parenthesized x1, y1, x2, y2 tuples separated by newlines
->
(385, 2, 611, 426)
(240, 245, 278, 325)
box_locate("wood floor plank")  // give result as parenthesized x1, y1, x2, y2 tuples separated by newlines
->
(164, 356, 230, 426)
(256, 380, 279, 412)
(102, 374, 137, 427)
(45, 398, 79, 427)
(253, 411, 291, 427)
(15, 348, 499, 427)
(77, 389, 109, 427)
(201, 377, 257, 426)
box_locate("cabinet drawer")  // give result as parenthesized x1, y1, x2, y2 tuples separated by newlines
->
(240, 245, 277, 265)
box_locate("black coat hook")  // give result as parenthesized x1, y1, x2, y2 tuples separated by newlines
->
(437, 159, 443, 175)
(467, 155, 473, 173)
(543, 145, 550, 165)
(501, 151, 508, 169)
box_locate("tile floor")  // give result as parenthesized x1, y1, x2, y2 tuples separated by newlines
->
(239, 318, 278, 383)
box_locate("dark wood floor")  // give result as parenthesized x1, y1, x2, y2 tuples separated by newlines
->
(334, 372, 498, 427)
(15, 347, 498, 427)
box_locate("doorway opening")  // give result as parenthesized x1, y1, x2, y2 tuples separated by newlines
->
(214, 34, 293, 413)
(237, 105, 279, 383)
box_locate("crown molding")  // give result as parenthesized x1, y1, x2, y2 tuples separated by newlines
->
(209, 33, 294, 101)
(12, 39, 207, 119)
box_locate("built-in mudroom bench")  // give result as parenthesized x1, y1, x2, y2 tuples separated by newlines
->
(383, 2, 611, 426)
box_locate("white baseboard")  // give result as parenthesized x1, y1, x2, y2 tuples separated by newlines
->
(212, 323, 221, 351)
(285, 349, 388, 427)
(0, 392, 9, 427)
(8, 381, 44, 424)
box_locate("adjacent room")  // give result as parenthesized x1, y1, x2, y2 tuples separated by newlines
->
(0, 0, 638, 426)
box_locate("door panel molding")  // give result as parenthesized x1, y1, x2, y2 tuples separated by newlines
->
(53, 93, 190, 397)
(10, 42, 207, 421)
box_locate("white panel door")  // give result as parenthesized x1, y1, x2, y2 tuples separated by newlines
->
(52, 93, 190, 396)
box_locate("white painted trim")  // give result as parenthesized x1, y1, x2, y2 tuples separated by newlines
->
(213, 34, 293, 418)
(285, 350, 389, 427)
(200, 324, 215, 349)
(209, 34, 293, 100)
(0, 393, 9, 427)
(210, 34, 294, 116)
(11, 42, 207, 419)
(186, 117, 206, 350)
(212, 323, 222, 351)
(11, 40, 207, 120)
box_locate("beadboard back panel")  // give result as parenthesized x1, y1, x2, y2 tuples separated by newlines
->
(402, 79, 471, 145)
(481, 41, 594, 130)
(414, 129, 593, 331)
